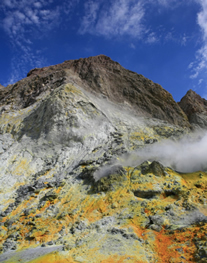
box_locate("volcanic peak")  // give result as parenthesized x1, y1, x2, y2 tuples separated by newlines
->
(0, 55, 207, 262)
(1, 55, 190, 127)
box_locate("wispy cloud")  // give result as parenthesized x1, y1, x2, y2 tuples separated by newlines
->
(79, 0, 145, 38)
(1, 1, 61, 41)
(79, 0, 100, 35)
(181, 34, 188, 46)
(189, 0, 207, 83)
(146, 32, 159, 44)
(198, 78, 204, 85)
(154, 0, 179, 8)
(7, 48, 48, 85)
(79, 0, 190, 43)
(1, 0, 204, 90)
(0, 0, 77, 85)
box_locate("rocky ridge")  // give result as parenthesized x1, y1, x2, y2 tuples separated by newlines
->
(0, 55, 206, 263)
(0, 55, 189, 127)
(179, 89, 207, 129)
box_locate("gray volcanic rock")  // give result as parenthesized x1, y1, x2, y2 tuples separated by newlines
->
(0, 55, 189, 127)
(0, 55, 207, 262)
(179, 89, 207, 128)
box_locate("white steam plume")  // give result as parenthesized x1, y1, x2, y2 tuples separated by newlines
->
(120, 132, 207, 173)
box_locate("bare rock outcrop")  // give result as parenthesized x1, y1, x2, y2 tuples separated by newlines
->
(0, 55, 189, 127)
(0, 56, 207, 262)
(179, 89, 207, 128)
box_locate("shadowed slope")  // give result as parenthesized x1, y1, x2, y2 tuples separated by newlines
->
(179, 89, 207, 128)
(0, 55, 189, 127)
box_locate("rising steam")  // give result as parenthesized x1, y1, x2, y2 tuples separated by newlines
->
(122, 131, 207, 173)
(94, 132, 207, 182)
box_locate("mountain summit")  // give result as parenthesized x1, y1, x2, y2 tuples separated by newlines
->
(0, 55, 207, 262)
(1, 55, 189, 127)
(179, 89, 207, 128)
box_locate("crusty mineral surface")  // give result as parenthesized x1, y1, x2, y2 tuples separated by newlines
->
(0, 55, 206, 263)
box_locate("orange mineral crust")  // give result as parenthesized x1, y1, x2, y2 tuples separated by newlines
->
(0, 56, 207, 262)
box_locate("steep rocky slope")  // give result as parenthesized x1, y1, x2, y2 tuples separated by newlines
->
(0, 55, 207, 263)
(0, 55, 189, 127)
(179, 89, 207, 129)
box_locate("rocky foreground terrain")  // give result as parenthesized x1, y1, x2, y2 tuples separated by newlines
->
(0, 55, 207, 262)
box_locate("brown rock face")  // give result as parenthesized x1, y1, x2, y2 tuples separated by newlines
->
(0, 55, 189, 127)
(1, 56, 207, 263)
(179, 89, 207, 128)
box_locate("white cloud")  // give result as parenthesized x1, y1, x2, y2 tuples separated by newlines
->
(0, 0, 78, 85)
(3, 15, 14, 34)
(0, 0, 79, 42)
(79, 0, 145, 38)
(27, 9, 39, 24)
(1, 0, 204, 87)
(148, 0, 183, 9)
(33, 2, 42, 9)
(1, 3, 62, 40)
(5, 47, 47, 85)
(189, 0, 207, 84)
(79, 0, 188, 41)
(146, 32, 159, 43)
(3, 0, 13, 8)
(15, 11, 25, 21)
(181, 34, 187, 46)
(62, 0, 80, 15)
(189, 44, 207, 80)
(155, 0, 178, 7)
(197, 0, 207, 39)
(199, 78, 204, 84)
(79, 0, 100, 35)
(40, 9, 50, 16)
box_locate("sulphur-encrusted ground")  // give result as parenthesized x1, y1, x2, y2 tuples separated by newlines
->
(0, 161, 207, 262)
(0, 84, 206, 262)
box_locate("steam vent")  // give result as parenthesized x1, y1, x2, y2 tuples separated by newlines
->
(0, 55, 207, 262)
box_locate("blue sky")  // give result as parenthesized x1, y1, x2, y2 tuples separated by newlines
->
(0, 0, 207, 101)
